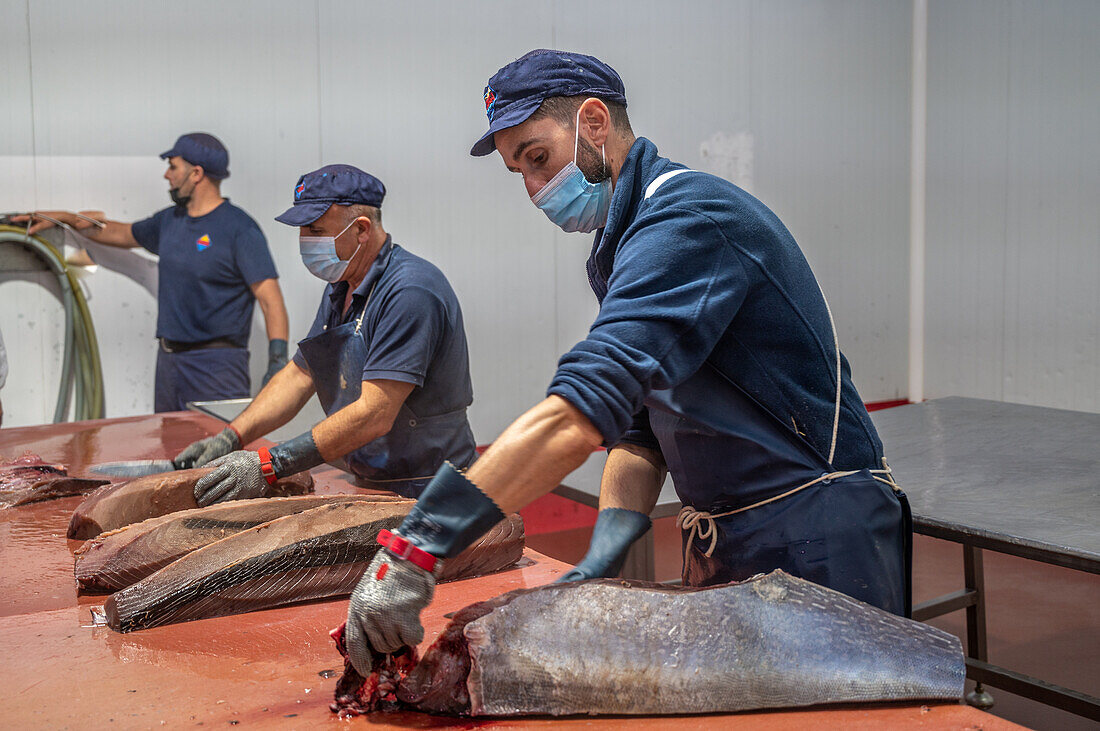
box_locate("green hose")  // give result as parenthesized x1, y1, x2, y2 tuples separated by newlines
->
(0, 225, 105, 421)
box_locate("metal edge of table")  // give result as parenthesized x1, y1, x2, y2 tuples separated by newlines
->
(912, 515, 1100, 574)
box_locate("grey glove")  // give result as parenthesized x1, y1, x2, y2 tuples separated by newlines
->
(173, 427, 241, 469)
(193, 450, 268, 506)
(345, 549, 438, 675)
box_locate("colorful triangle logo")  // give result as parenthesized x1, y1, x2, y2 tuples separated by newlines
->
(196, 234, 211, 251)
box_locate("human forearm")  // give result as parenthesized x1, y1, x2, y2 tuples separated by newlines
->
(252, 279, 289, 341)
(17, 210, 138, 247)
(230, 362, 315, 443)
(465, 395, 604, 514)
(311, 380, 414, 462)
(599, 443, 666, 512)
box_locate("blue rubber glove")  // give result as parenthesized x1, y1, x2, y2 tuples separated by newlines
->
(262, 339, 288, 387)
(556, 507, 652, 583)
(345, 462, 504, 673)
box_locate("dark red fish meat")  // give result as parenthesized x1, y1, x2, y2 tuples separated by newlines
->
(0, 452, 108, 508)
(68, 467, 314, 539)
(74, 494, 413, 593)
(103, 507, 524, 632)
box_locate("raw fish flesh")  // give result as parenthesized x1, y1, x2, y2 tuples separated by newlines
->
(0, 453, 108, 508)
(75, 494, 412, 593)
(333, 571, 965, 717)
(67, 467, 314, 539)
(104, 504, 524, 632)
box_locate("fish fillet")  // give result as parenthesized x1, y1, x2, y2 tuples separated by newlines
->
(334, 571, 965, 717)
(67, 467, 314, 539)
(75, 494, 413, 593)
(0, 453, 108, 508)
(104, 504, 524, 632)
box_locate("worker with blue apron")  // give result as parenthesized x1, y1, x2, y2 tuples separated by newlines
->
(340, 51, 911, 672)
(183, 165, 477, 504)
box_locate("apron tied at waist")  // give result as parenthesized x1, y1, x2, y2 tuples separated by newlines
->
(677, 458, 902, 558)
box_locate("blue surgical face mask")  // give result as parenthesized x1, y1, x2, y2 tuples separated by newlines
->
(299, 218, 362, 282)
(531, 109, 612, 233)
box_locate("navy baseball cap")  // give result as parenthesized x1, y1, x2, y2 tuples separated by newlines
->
(275, 164, 386, 227)
(470, 49, 627, 157)
(160, 132, 230, 179)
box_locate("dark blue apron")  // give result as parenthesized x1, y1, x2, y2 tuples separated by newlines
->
(297, 247, 476, 498)
(661, 363, 911, 615)
(637, 197, 913, 614)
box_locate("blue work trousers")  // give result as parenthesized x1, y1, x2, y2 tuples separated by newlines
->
(154, 346, 250, 413)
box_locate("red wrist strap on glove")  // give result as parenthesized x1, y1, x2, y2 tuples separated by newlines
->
(256, 447, 278, 486)
(377, 529, 438, 573)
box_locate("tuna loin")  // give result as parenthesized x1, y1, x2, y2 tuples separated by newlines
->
(67, 467, 314, 539)
(104, 504, 524, 632)
(0, 453, 108, 508)
(74, 494, 413, 593)
(336, 571, 965, 717)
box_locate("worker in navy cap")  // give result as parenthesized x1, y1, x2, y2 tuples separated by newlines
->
(19, 132, 289, 415)
(342, 49, 910, 673)
(183, 164, 478, 506)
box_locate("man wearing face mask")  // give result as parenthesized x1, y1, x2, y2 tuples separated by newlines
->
(19, 132, 290, 414)
(341, 50, 910, 674)
(183, 164, 477, 506)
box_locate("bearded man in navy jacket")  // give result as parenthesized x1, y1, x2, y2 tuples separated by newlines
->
(341, 50, 910, 673)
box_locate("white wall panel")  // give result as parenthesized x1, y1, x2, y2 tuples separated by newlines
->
(550, 0, 913, 403)
(315, 1, 558, 442)
(926, 0, 1100, 412)
(1, 0, 323, 426)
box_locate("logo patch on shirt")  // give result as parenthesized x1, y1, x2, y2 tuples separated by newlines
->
(295, 181, 305, 200)
(196, 234, 211, 252)
(484, 86, 496, 121)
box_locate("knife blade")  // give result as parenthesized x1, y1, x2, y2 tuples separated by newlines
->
(87, 459, 178, 478)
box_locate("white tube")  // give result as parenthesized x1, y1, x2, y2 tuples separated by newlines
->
(908, 0, 928, 404)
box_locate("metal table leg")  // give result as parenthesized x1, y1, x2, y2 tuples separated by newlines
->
(962, 545, 995, 710)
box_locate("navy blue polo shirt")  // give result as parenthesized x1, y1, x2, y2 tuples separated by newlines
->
(548, 137, 885, 501)
(132, 200, 278, 346)
(292, 238, 473, 416)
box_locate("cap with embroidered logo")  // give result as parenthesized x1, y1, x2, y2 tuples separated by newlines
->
(274, 164, 386, 227)
(470, 49, 626, 157)
(160, 132, 230, 179)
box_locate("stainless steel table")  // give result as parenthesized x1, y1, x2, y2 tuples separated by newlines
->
(872, 397, 1098, 720)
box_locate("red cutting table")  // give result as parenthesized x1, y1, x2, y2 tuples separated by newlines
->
(0, 412, 1022, 729)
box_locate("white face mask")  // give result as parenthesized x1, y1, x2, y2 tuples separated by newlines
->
(530, 108, 612, 233)
(299, 218, 362, 282)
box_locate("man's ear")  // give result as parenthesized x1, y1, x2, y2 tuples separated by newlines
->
(578, 97, 611, 148)
(355, 216, 372, 243)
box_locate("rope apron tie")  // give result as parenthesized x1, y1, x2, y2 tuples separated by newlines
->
(678, 458, 901, 558)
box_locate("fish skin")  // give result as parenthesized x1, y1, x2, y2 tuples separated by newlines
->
(67, 467, 314, 539)
(74, 494, 413, 593)
(387, 572, 964, 717)
(104, 504, 525, 632)
(0, 453, 108, 508)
